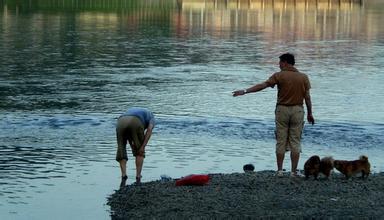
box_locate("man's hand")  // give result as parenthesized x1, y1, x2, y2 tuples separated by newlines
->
(307, 114, 315, 125)
(232, 89, 246, 97)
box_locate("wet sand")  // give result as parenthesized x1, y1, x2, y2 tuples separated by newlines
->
(108, 171, 384, 219)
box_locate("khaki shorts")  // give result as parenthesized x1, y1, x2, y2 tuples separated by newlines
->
(116, 116, 145, 161)
(275, 105, 304, 154)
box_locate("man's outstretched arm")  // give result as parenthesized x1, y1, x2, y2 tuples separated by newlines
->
(232, 82, 269, 97)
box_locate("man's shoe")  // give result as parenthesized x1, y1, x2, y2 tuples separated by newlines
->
(134, 175, 142, 185)
(120, 175, 128, 188)
(290, 171, 304, 178)
(276, 170, 284, 177)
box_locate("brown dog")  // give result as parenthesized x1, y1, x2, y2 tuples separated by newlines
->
(319, 157, 334, 179)
(334, 155, 370, 179)
(304, 155, 321, 179)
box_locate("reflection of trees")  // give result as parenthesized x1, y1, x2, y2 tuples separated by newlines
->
(1, 0, 176, 12)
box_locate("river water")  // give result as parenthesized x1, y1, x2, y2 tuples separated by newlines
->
(1, 0, 384, 219)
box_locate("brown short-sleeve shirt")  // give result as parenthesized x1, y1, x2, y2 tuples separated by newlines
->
(264, 67, 311, 106)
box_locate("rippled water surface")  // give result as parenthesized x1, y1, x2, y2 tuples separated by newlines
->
(1, 0, 384, 219)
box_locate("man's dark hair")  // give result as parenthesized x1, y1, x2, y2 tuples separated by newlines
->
(279, 53, 295, 65)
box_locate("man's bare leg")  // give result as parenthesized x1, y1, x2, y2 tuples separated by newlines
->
(118, 159, 127, 177)
(290, 151, 300, 174)
(119, 159, 128, 188)
(135, 156, 144, 183)
(276, 152, 285, 171)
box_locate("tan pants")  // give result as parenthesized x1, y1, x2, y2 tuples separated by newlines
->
(116, 116, 145, 161)
(275, 105, 304, 154)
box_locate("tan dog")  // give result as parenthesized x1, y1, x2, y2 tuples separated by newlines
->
(304, 155, 321, 179)
(319, 157, 334, 179)
(334, 155, 370, 179)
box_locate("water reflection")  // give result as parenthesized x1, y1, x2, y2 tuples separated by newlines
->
(0, 114, 114, 206)
(179, 0, 364, 8)
(2, 0, 382, 42)
(177, 0, 382, 41)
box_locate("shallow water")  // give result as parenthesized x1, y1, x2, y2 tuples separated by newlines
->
(1, 0, 384, 219)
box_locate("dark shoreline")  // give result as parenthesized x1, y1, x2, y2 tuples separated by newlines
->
(108, 171, 384, 219)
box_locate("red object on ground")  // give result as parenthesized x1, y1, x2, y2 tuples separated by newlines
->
(175, 174, 210, 186)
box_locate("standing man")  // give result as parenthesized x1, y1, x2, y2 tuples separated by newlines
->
(116, 107, 155, 186)
(233, 53, 315, 177)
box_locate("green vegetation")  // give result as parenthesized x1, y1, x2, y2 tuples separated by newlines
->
(1, 0, 177, 13)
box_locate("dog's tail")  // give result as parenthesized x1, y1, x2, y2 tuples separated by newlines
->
(359, 155, 369, 161)
(321, 156, 334, 167)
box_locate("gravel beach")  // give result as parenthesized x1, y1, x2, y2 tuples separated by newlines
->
(108, 171, 384, 219)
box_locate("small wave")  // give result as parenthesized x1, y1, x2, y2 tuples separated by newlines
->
(156, 116, 384, 150)
(0, 115, 106, 129)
